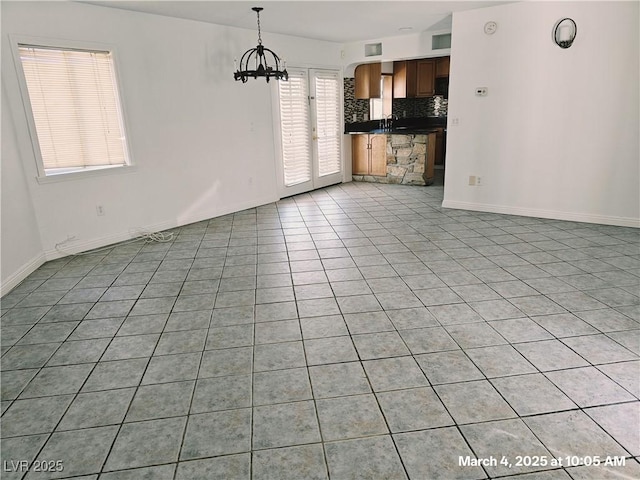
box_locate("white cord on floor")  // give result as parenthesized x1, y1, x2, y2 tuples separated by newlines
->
(54, 230, 174, 257)
(133, 230, 175, 244)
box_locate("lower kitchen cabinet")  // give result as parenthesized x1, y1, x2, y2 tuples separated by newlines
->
(425, 132, 436, 184)
(352, 134, 369, 175)
(434, 128, 446, 166)
(352, 134, 387, 176)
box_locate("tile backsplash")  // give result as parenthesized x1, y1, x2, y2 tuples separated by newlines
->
(393, 96, 448, 118)
(344, 78, 370, 123)
(344, 77, 448, 123)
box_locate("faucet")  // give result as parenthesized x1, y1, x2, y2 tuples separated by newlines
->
(384, 114, 398, 131)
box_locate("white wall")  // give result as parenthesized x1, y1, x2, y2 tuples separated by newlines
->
(443, 1, 639, 227)
(342, 30, 451, 76)
(1, 83, 44, 295)
(1, 2, 342, 291)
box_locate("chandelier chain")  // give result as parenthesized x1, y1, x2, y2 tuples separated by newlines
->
(256, 9, 262, 45)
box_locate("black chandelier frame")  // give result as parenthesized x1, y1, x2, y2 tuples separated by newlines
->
(234, 7, 288, 83)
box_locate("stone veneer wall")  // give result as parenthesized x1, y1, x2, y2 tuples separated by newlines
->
(352, 134, 431, 186)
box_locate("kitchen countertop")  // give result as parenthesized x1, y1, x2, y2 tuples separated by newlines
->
(345, 117, 446, 135)
(363, 127, 440, 135)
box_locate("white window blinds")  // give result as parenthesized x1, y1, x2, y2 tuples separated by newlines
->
(313, 71, 341, 177)
(278, 69, 312, 187)
(18, 45, 129, 175)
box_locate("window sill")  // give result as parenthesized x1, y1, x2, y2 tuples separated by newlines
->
(35, 165, 137, 184)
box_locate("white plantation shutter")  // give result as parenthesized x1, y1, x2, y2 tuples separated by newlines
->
(18, 45, 129, 175)
(313, 71, 341, 177)
(278, 69, 312, 187)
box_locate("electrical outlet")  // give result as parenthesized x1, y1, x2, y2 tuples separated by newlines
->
(468, 175, 476, 186)
(476, 176, 482, 186)
(96, 205, 105, 216)
(451, 117, 460, 126)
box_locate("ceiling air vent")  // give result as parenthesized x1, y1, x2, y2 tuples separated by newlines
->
(364, 42, 382, 57)
(432, 33, 451, 50)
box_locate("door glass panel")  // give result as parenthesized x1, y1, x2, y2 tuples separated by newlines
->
(313, 71, 341, 177)
(278, 69, 311, 187)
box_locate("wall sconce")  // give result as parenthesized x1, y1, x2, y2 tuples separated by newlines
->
(553, 18, 577, 49)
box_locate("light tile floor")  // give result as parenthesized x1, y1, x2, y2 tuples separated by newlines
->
(1, 181, 639, 479)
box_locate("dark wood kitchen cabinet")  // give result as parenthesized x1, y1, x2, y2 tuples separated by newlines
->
(352, 134, 386, 176)
(434, 128, 446, 166)
(435, 56, 450, 77)
(394, 58, 442, 98)
(354, 63, 381, 99)
(426, 132, 437, 184)
(415, 59, 435, 97)
(393, 60, 417, 98)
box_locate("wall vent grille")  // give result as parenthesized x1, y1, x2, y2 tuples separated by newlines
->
(364, 43, 382, 57)
(432, 34, 451, 50)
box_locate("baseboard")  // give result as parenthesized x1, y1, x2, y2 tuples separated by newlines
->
(176, 194, 278, 227)
(2, 193, 290, 296)
(441, 199, 640, 228)
(2, 194, 279, 296)
(43, 219, 178, 261)
(43, 193, 279, 261)
(0, 252, 46, 297)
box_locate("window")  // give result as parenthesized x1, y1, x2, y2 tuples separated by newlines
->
(16, 43, 130, 178)
(369, 75, 393, 120)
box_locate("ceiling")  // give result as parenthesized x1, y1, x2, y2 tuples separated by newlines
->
(81, 1, 508, 43)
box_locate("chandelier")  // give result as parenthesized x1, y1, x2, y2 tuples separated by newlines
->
(234, 7, 288, 83)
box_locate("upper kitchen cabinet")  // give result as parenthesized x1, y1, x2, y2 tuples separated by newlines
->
(435, 56, 450, 78)
(415, 59, 435, 97)
(434, 56, 450, 98)
(393, 56, 450, 99)
(354, 63, 382, 99)
(393, 60, 417, 99)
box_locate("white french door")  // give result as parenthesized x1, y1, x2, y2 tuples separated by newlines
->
(275, 68, 343, 198)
